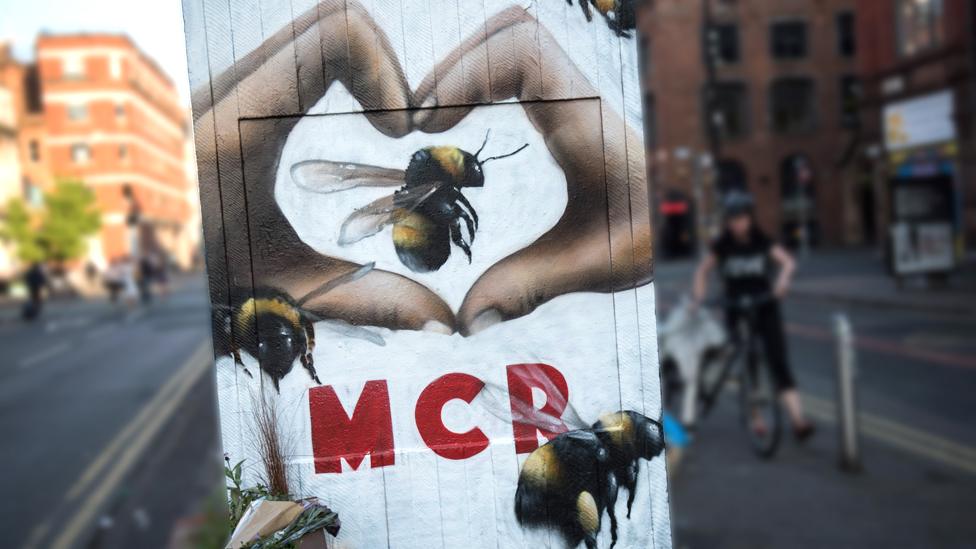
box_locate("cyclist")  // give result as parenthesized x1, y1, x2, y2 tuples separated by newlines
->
(692, 191, 815, 441)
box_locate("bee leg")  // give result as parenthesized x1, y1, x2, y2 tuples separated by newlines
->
(454, 205, 477, 243)
(606, 474, 620, 548)
(453, 191, 478, 229)
(450, 221, 473, 263)
(577, 491, 600, 549)
(300, 352, 323, 385)
(303, 317, 316, 353)
(625, 464, 638, 518)
(580, 0, 594, 21)
(272, 376, 281, 393)
(231, 348, 253, 378)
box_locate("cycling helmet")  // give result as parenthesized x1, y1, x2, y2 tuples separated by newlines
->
(721, 190, 755, 218)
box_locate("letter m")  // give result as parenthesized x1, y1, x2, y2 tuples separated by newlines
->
(309, 380, 395, 474)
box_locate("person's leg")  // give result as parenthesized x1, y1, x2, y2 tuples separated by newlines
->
(757, 302, 812, 431)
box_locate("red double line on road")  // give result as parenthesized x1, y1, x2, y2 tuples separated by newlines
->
(786, 323, 976, 370)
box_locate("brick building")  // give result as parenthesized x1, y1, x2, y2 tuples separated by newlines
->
(0, 35, 197, 273)
(638, 0, 860, 255)
(856, 0, 975, 270)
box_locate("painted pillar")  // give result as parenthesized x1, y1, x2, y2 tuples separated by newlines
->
(183, 1, 671, 547)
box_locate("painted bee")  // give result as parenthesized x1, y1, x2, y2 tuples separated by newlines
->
(478, 377, 664, 549)
(217, 263, 384, 392)
(290, 131, 528, 273)
(567, 0, 637, 38)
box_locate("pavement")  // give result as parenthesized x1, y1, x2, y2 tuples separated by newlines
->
(0, 249, 973, 548)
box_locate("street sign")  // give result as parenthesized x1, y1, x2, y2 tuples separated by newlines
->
(183, 1, 670, 547)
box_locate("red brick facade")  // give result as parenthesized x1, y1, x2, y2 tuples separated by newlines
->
(1, 34, 196, 268)
(856, 0, 976, 248)
(638, 0, 861, 250)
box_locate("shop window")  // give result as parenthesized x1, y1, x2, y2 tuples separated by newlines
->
(68, 103, 88, 121)
(707, 82, 749, 140)
(770, 20, 808, 60)
(836, 11, 856, 57)
(840, 75, 861, 129)
(71, 143, 91, 164)
(771, 78, 815, 134)
(896, 0, 944, 56)
(706, 23, 740, 65)
(28, 140, 40, 162)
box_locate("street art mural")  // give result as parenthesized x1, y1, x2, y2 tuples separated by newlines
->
(183, 0, 669, 547)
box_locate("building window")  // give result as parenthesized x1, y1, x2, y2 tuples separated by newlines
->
(836, 11, 856, 57)
(115, 103, 126, 119)
(67, 103, 88, 121)
(840, 75, 861, 129)
(71, 144, 91, 164)
(28, 140, 40, 162)
(771, 78, 815, 134)
(643, 92, 656, 148)
(62, 56, 85, 80)
(109, 56, 122, 79)
(707, 82, 749, 140)
(896, 0, 944, 56)
(770, 20, 808, 60)
(706, 23, 740, 65)
(119, 144, 128, 160)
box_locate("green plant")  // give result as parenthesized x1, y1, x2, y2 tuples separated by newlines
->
(0, 180, 101, 264)
(225, 457, 273, 527)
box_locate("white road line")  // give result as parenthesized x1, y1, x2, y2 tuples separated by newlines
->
(803, 393, 976, 475)
(17, 342, 71, 370)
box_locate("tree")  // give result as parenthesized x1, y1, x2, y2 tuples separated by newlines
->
(0, 181, 101, 265)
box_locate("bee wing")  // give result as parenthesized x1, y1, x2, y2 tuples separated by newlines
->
(474, 377, 590, 435)
(308, 317, 386, 347)
(296, 262, 374, 307)
(290, 160, 405, 193)
(338, 182, 443, 245)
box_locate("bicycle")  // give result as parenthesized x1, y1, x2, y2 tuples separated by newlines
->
(695, 293, 783, 459)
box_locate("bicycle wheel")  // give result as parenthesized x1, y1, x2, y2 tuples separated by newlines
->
(738, 352, 782, 459)
(696, 346, 734, 421)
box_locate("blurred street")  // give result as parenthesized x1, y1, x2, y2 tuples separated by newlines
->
(0, 275, 220, 549)
(656, 250, 976, 548)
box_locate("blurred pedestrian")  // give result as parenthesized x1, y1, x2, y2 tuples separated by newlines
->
(693, 191, 815, 442)
(137, 255, 154, 304)
(22, 262, 47, 321)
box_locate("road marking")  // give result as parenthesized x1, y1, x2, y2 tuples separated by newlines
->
(63, 342, 205, 501)
(786, 322, 976, 370)
(17, 342, 71, 370)
(803, 393, 976, 475)
(45, 315, 94, 333)
(23, 340, 213, 549)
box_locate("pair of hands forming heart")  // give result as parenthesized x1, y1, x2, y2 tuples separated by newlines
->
(195, 1, 652, 337)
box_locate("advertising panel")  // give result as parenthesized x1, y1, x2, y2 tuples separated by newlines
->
(183, 1, 669, 547)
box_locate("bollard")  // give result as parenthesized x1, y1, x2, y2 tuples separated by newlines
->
(834, 313, 862, 472)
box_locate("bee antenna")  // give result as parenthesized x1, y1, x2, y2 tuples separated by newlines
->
(474, 129, 491, 160)
(480, 143, 529, 164)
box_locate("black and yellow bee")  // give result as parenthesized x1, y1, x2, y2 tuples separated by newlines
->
(290, 132, 528, 273)
(567, 0, 637, 38)
(476, 378, 663, 549)
(515, 411, 664, 549)
(217, 263, 384, 392)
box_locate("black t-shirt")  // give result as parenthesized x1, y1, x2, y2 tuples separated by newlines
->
(711, 229, 774, 298)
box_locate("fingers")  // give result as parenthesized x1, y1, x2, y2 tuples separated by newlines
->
(413, 10, 651, 334)
(276, 256, 455, 334)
